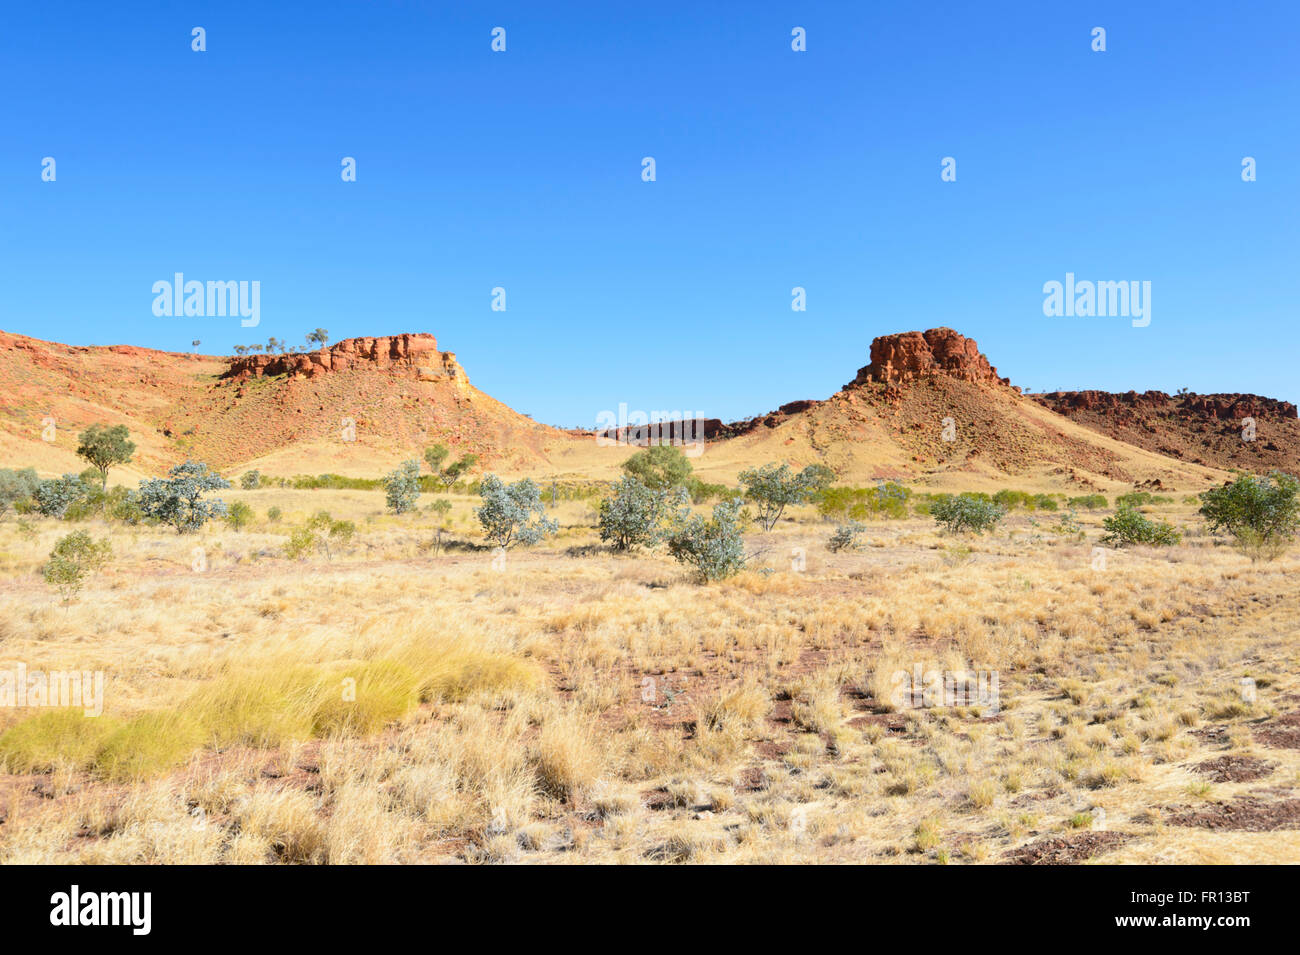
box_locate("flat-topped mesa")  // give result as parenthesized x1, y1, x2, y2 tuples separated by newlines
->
(222, 333, 468, 385)
(1038, 390, 1298, 420)
(847, 327, 1015, 390)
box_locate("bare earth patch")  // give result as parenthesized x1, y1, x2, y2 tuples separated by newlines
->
(1006, 831, 1131, 865)
(1167, 796, 1300, 832)
(1253, 711, 1300, 750)
(1191, 754, 1276, 783)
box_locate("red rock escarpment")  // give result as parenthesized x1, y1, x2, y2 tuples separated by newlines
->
(846, 328, 1015, 390)
(1037, 390, 1297, 421)
(222, 333, 468, 385)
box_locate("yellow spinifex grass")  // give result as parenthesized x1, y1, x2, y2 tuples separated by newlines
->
(0, 616, 540, 782)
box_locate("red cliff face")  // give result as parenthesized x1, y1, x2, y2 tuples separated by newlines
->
(1038, 390, 1297, 421)
(848, 328, 1014, 389)
(222, 333, 468, 385)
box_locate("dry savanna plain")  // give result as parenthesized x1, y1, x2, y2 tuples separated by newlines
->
(1, 483, 1298, 865)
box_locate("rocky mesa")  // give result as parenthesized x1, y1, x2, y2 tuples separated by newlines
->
(844, 327, 1016, 390)
(223, 333, 468, 386)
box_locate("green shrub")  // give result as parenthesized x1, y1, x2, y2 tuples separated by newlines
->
(1199, 471, 1300, 562)
(685, 478, 729, 505)
(137, 460, 230, 533)
(283, 527, 318, 560)
(827, 521, 867, 552)
(225, 500, 254, 531)
(383, 460, 422, 514)
(621, 445, 694, 491)
(1115, 491, 1153, 509)
(0, 468, 40, 518)
(930, 495, 1006, 534)
(1100, 506, 1181, 547)
(1067, 494, 1108, 510)
(475, 475, 558, 548)
(425, 444, 479, 490)
(267, 506, 282, 523)
(240, 470, 261, 490)
(75, 423, 135, 490)
(667, 498, 747, 581)
(43, 530, 112, 602)
(598, 476, 687, 551)
(33, 474, 92, 518)
(739, 463, 835, 531)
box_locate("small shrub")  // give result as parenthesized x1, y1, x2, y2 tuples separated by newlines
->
(667, 497, 746, 581)
(475, 475, 558, 548)
(226, 500, 254, 531)
(739, 463, 834, 531)
(137, 460, 230, 533)
(1100, 505, 1181, 547)
(383, 460, 422, 514)
(1199, 471, 1300, 562)
(240, 470, 261, 490)
(598, 476, 687, 551)
(1115, 491, 1153, 509)
(267, 506, 282, 523)
(992, 489, 1032, 511)
(827, 521, 867, 552)
(42, 530, 112, 602)
(930, 495, 1006, 534)
(33, 474, 92, 518)
(0, 467, 40, 518)
(283, 527, 318, 560)
(1067, 494, 1108, 510)
(621, 444, 694, 491)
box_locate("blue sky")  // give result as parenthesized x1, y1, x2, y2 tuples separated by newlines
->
(2, 1, 1296, 426)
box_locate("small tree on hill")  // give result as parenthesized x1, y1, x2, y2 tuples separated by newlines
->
(137, 460, 230, 533)
(307, 328, 330, 347)
(76, 424, 135, 490)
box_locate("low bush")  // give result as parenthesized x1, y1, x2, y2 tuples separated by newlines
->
(667, 498, 747, 581)
(1199, 471, 1300, 562)
(1100, 505, 1181, 547)
(827, 521, 867, 552)
(930, 495, 1006, 534)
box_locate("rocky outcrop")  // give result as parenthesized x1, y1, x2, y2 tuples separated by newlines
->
(847, 328, 1015, 390)
(222, 333, 468, 385)
(1037, 391, 1297, 421)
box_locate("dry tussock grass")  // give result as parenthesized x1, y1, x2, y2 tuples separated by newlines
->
(0, 495, 1296, 863)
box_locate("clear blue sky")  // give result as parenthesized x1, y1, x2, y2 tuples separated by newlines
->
(2, 1, 1296, 426)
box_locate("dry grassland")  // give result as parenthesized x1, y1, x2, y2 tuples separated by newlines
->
(1, 490, 1297, 864)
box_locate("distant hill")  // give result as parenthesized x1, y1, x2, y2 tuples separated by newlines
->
(0, 326, 1251, 492)
(1031, 390, 1300, 475)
